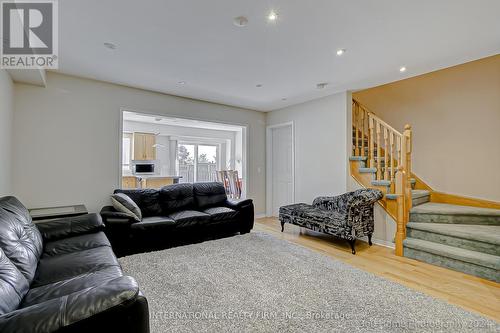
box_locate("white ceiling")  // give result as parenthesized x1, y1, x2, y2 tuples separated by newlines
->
(56, 0, 500, 111)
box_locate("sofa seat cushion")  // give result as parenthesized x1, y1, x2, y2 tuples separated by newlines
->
(279, 203, 347, 227)
(42, 232, 111, 257)
(21, 266, 123, 307)
(203, 207, 238, 222)
(130, 216, 176, 230)
(32, 246, 120, 287)
(167, 210, 210, 227)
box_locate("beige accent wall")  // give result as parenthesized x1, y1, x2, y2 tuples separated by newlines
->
(354, 55, 500, 202)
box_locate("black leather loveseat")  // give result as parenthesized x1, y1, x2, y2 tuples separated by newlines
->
(0, 196, 149, 333)
(100, 182, 254, 255)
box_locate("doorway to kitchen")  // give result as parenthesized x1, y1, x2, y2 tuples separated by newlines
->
(119, 110, 247, 197)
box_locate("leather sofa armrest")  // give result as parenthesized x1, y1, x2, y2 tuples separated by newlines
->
(225, 199, 254, 233)
(100, 206, 136, 225)
(0, 276, 148, 333)
(225, 198, 253, 210)
(36, 213, 104, 242)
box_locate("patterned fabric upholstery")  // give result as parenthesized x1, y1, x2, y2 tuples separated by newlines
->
(279, 189, 383, 241)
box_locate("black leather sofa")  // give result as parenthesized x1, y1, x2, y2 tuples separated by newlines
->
(0, 196, 149, 333)
(100, 182, 254, 255)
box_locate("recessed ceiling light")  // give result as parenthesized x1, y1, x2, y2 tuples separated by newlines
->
(336, 49, 346, 56)
(267, 11, 278, 21)
(103, 42, 117, 50)
(233, 16, 248, 27)
(281, 98, 287, 101)
(178, 81, 186, 85)
(399, 66, 407, 72)
(316, 82, 328, 89)
(256, 84, 263, 88)
(154, 117, 162, 122)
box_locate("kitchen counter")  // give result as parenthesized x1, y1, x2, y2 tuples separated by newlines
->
(122, 175, 182, 189)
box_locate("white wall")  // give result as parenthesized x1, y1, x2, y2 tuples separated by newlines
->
(347, 177, 396, 247)
(0, 70, 14, 196)
(266, 92, 349, 205)
(267, 91, 395, 247)
(13, 72, 266, 213)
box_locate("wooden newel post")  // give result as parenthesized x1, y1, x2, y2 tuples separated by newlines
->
(369, 117, 375, 168)
(395, 166, 407, 256)
(403, 124, 412, 219)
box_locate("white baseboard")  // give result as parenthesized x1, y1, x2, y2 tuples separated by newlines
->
(359, 236, 395, 249)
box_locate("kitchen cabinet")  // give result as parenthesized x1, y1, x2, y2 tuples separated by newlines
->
(133, 132, 156, 160)
(122, 176, 139, 189)
(143, 177, 174, 189)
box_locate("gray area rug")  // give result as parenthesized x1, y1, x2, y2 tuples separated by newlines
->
(119, 232, 499, 332)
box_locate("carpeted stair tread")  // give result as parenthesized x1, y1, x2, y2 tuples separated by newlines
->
(411, 203, 500, 216)
(371, 180, 391, 186)
(410, 203, 500, 225)
(407, 223, 500, 246)
(403, 238, 500, 271)
(412, 190, 430, 199)
(358, 167, 377, 173)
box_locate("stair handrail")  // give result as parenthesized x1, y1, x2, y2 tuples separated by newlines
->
(352, 99, 412, 256)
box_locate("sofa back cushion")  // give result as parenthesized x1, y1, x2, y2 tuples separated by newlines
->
(193, 182, 227, 209)
(0, 196, 43, 283)
(160, 183, 194, 214)
(0, 246, 29, 315)
(113, 189, 161, 217)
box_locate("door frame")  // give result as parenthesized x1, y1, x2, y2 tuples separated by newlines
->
(266, 121, 295, 217)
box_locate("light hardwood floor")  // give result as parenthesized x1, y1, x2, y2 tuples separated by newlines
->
(254, 217, 500, 322)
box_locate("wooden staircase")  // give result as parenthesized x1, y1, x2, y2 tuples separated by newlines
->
(350, 99, 500, 282)
(350, 99, 414, 256)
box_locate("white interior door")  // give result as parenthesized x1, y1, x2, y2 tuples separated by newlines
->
(271, 125, 293, 216)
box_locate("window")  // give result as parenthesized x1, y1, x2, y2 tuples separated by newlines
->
(178, 143, 218, 182)
(122, 133, 133, 170)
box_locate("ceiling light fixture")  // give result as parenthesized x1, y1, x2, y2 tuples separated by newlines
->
(316, 82, 328, 89)
(256, 84, 263, 88)
(178, 81, 186, 85)
(399, 66, 407, 72)
(233, 16, 248, 27)
(267, 11, 278, 21)
(336, 49, 346, 56)
(103, 42, 117, 50)
(281, 98, 287, 101)
(154, 117, 162, 122)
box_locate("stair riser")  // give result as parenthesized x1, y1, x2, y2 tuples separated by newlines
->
(404, 247, 500, 282)
(412, 195, 430, 207)
(410, 213, 500, 225)
(406, 229, 499, 256)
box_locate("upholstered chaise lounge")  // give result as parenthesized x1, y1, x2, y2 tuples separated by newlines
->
(279, 188, 383, 254)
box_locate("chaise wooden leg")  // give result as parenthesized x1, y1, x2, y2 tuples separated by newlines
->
(348, 239, 356, 255)
(280, 221, 285, 232)
(368, 234, 373, 246)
